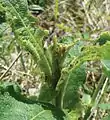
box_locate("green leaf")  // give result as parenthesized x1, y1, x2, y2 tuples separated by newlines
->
(102, 115, 110, 120)
(97, 32, 110, 45)
(1, 0, 52, 82)
(68, 110, 81, 120)
(64, 41, 85, 66)
(38, 0, 47, 8)
(57, 64, 86, 109)
(62, 64, 86, 109)
(59, 36, 74, 44)
(0, 82, 67, 120)
(68, 41, 84, 57)
(2, 0, 29, 19)
(101, 60, 110, 78)
(99, 41, 110, 60)
(98, 103, 110, 110)
(81, 93, 91, 105)
(38, 83, 57, 102)
(82, 32, 90, 40)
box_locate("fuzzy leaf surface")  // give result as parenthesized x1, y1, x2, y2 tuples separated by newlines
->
(0, 82, 67, 120)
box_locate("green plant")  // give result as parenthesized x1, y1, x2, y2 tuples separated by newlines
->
(0, 0, 110, 119)
(0, 82, 67, 120)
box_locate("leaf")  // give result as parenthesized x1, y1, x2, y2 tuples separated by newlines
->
(81, 93, 91, 105)
(57, 34, 110, 109)
(67, 110, 81, 120)
(59, 36, 74, 44)
(82, 32, 90, 40)
(101, 60, 110, 78)
(102, 115, 110, 120)
(57, 64, 86, 110)
(0, 82, 67, 120)
(38, 83, 57, 102)
(38, 0, 47, 8)
(98, 103, 110, 110)
(56, 40, 93, 110)
(68, 41, 84, 57)
(64, 40, 85, 66)
(99, 41, 110, 60)
(62, 64, 86, 109)
(97, 32, 110, 45)
(1, 0, 52, 81)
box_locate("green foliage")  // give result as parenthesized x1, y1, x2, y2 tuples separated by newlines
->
(55, 39, 86, 109)
(0, 82, 67, 120)
(67, 110, 81, 120)
(99, 41, 110, 59)
(98, 103, 110, 110)
(97, 32, 110, 45)
(1, 0, 52, 83)
(103, 115, 110, 120)
(38, 0, 47, 8)
(0, 3, 6, 24)
(98, 103, 110, 120)
(62, 65, 86, 109)
(101, 60, 110, 78)
(81, 93, 91, 106)
(38, 83, 57, 102)
(0, 0, 110, 119)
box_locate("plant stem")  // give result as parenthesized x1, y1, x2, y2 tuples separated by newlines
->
(91, 74, 106, 102)
(84, 74, 107, 120)
(54, 0, 59, 21)
(16, 45, 27, 73)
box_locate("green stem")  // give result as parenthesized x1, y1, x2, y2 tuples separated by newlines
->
(54, 0, 59, 20)
(91, 74, 106, 102)
(84, 74, 106, 120)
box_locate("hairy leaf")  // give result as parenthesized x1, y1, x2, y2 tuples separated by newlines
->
(56, 40, 87, 110)
(61, 64, 86, 109)
(0, 82, 67, 120)
(38, 83, 57, 102)
(1, 0, 52, 82)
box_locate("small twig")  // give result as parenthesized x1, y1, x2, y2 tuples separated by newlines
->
(16, 45, 27, 72)
(0, 51, 22, 80)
